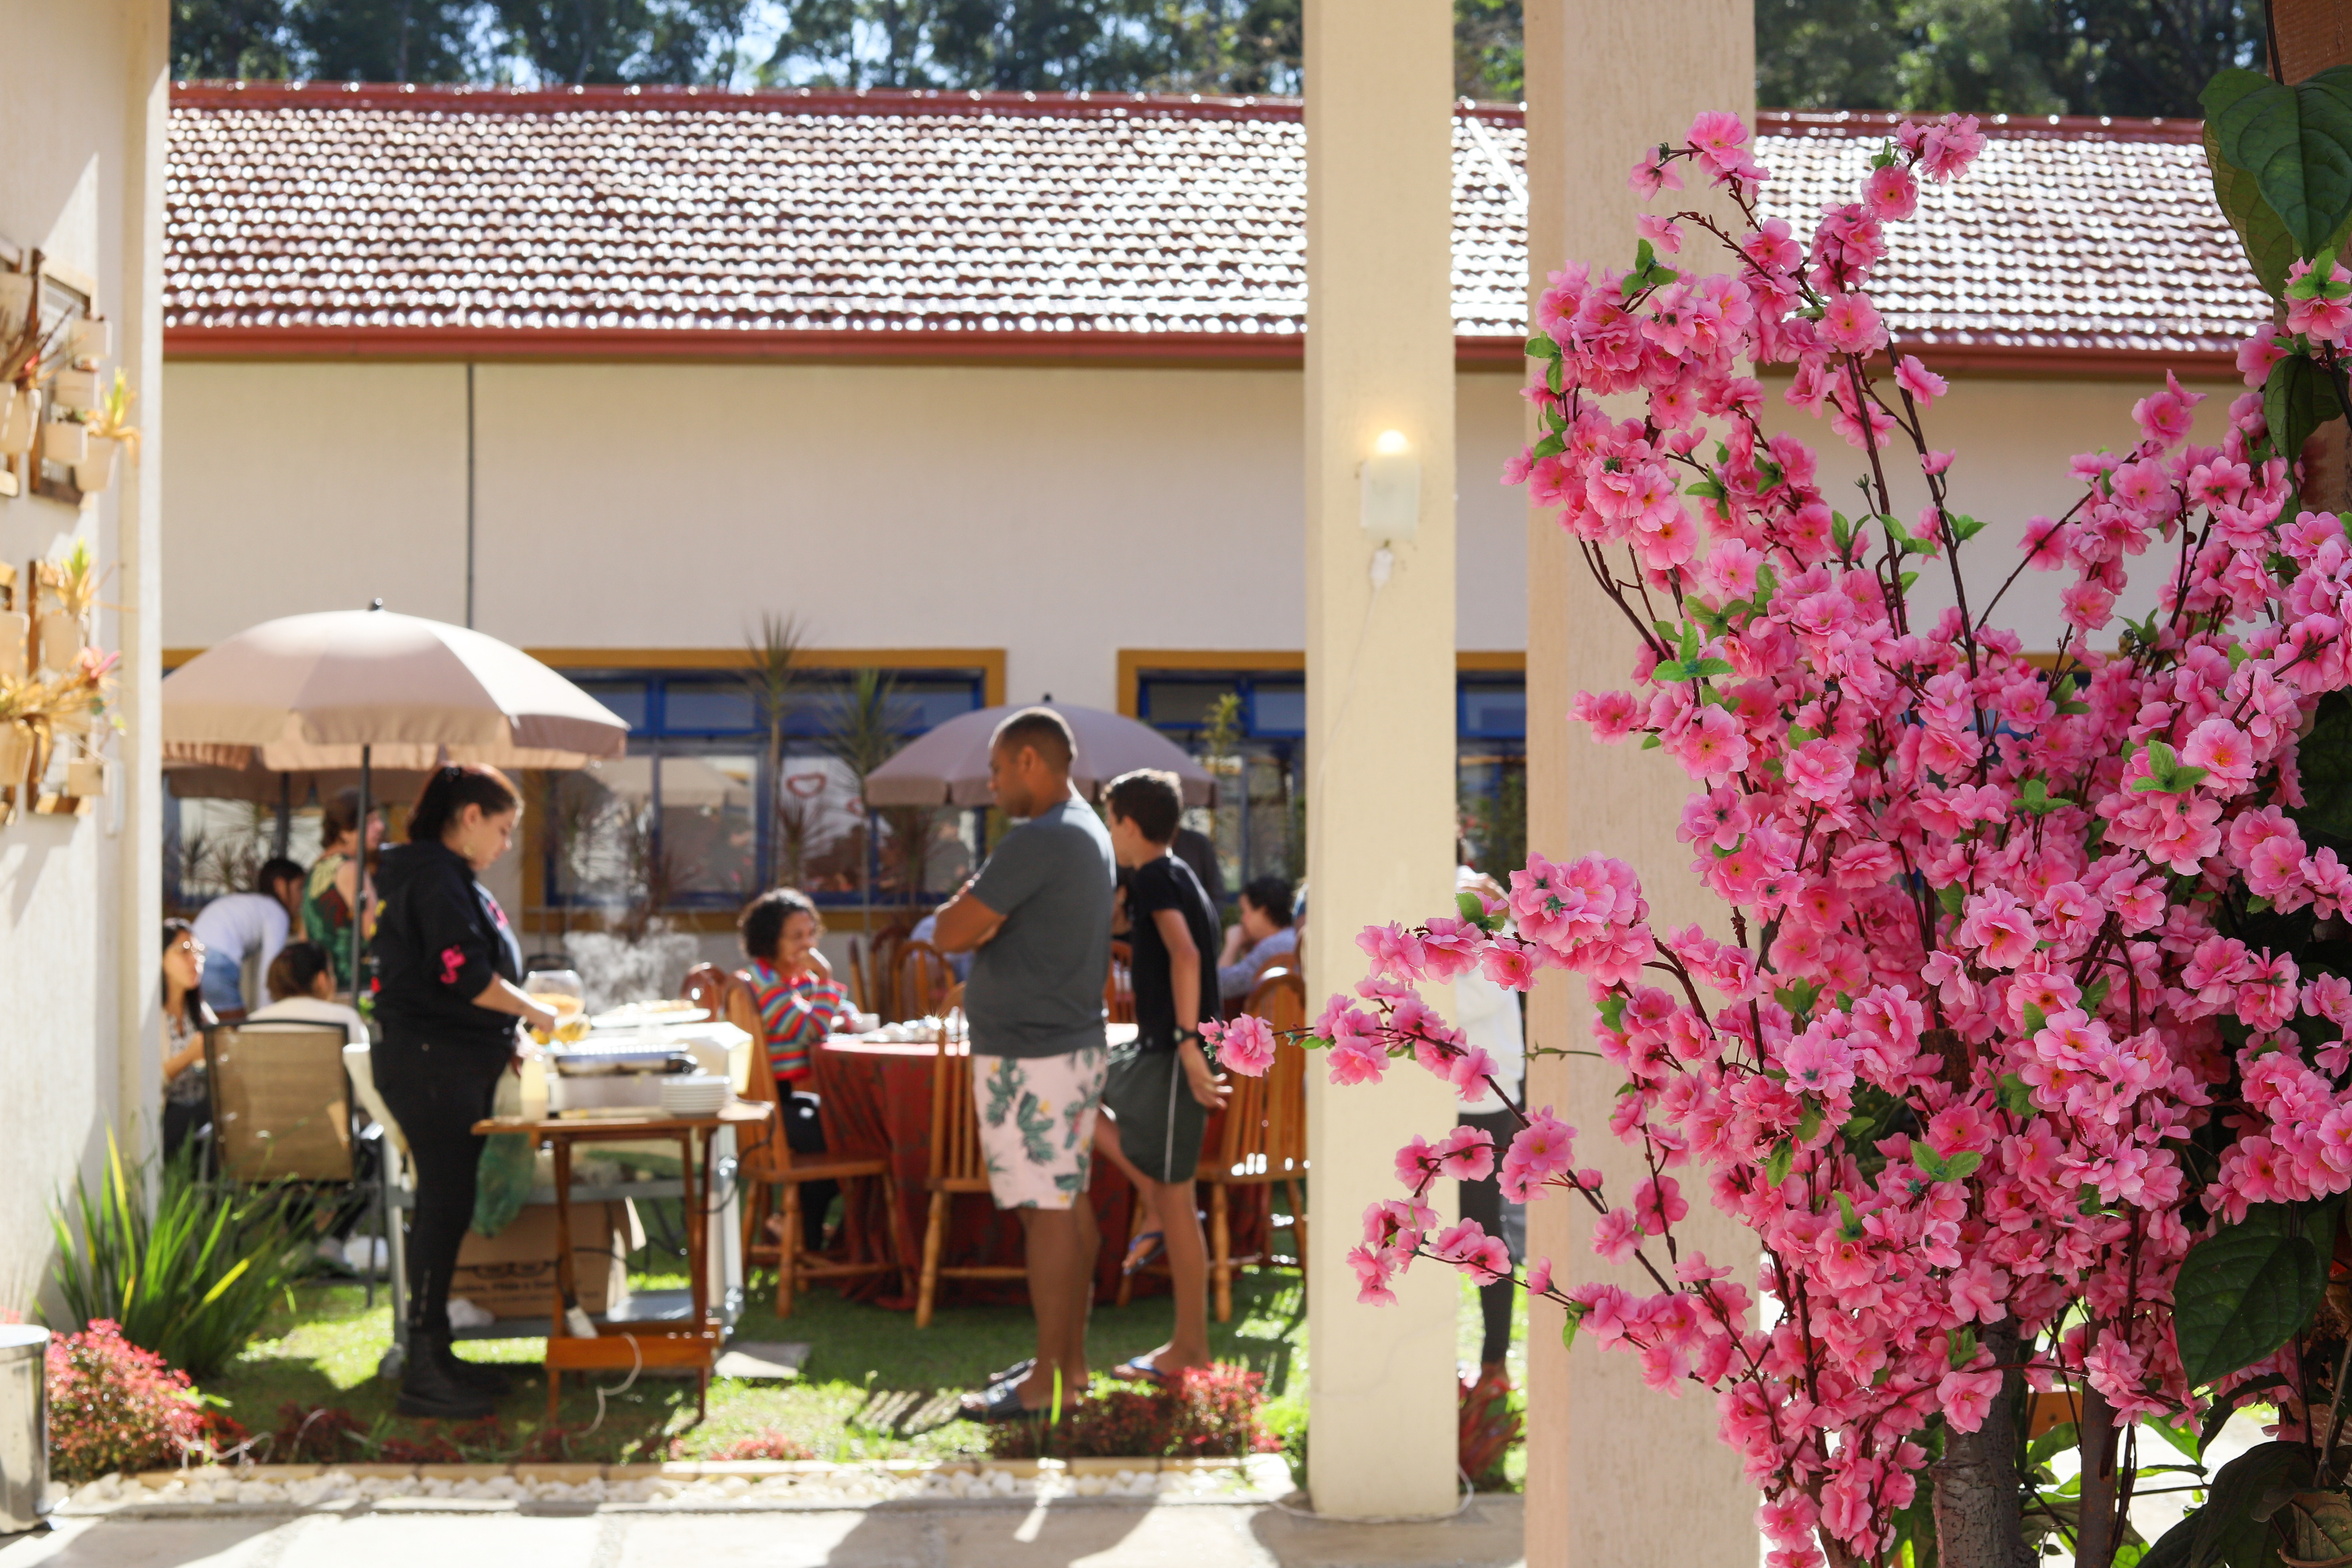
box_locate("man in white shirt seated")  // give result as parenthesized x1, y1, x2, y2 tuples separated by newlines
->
(1216, 875, 1298, 1002)
(189, 858, 304, 1021)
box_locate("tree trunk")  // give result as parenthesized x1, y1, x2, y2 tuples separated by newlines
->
(1934, 1325, 2035, 1568)
(2074, 1386, 2119, 1568)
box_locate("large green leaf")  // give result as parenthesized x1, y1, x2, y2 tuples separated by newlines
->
(2173, 1206, 2327, 1390)
(2190, 1443, 2313, 1568)
(2293, 691, 2352, 846)
(2264, 353, 2346, 472)
(2206, 66, 2352, 257)
(2206, 120, 2305, 299)
(2287, 1491, 2352, 1567)
(2140, 1515, 2197, 1568)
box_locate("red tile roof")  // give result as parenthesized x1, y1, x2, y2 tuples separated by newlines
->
(163, 84, 2264, 374)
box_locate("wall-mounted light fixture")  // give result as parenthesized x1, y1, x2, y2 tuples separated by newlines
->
(1358, 428, 1419, 543)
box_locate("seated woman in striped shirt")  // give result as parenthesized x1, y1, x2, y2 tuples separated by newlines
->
(738, 887, 851, 1251)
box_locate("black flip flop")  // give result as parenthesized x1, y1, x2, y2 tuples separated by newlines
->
(978, 1356, 1034, 1392)
(961, 1379, 1057, 1424)
(1121, 1230, 1165, 1277)
(1111, 1355, 1172, 1388)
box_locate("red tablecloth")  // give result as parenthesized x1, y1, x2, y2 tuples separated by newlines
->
(814, 1037, 1271, 1311)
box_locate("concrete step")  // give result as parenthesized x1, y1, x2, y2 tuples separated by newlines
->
(0, 1496, 1527, 1568)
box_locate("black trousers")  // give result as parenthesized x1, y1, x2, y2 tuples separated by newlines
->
(781, 1087, 834, 1251)
(373, 1041, 508, 1340)
(1459, 1108, 1518, 1367)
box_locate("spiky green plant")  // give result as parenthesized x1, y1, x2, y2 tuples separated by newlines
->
(47, 1131, 308, 1378)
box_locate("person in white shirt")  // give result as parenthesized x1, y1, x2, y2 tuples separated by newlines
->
(189, 857, 305, 1020)
(247, 940, 370, 1045)
(1215, 875, 1298, 1001)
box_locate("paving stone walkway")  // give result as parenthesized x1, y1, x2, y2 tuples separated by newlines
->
(0, 1496, 1526, 1568)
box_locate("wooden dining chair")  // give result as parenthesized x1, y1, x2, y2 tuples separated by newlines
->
(1104, 939, 1135, 1025)
(915, 985, 1024, 1327)
(206, 1023, 356, 1183)
(684, 963, 904, 1316)
(897, 940, 955, 1021)
(867, 926, 908, 1021)
(1155, 967, 1310, 1322)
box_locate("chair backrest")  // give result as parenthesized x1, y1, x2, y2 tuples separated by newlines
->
(867, 926, 908, 1020)
(207, 1023, 354, 1182)
(682, 962, 730, 1022)
(1104, 939, 1135, 1024)
(1213, 970, 1309, 1181)
(898, 940, 954, 1021)
(925, 985, 987, 1188)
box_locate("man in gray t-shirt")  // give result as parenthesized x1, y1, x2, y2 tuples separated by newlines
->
(931, 707, 1115, 1422)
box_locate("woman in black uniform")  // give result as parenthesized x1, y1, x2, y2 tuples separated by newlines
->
(371, 765, 556, 1420)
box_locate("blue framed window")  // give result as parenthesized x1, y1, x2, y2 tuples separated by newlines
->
(1135, 667, 1530, 895)
(545, 667, 988, 912)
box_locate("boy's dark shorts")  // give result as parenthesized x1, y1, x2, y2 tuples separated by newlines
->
(1100, 1041, 1209, 1185)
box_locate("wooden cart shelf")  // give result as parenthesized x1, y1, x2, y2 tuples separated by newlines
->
(471, 1101, 775, 1420)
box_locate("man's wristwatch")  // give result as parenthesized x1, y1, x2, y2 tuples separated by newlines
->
(1177, 1029, 1203, 1045)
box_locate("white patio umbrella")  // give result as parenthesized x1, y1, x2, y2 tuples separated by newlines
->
(862, 701, 1215, 809)
(163, 604, 630, 990)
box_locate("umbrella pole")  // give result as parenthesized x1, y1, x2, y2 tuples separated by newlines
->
(272, 771, 291, 859)
(353, 744, 371, 1000)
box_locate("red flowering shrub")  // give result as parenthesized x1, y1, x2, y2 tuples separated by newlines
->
(710, 1429, 816, 1461)
(45, 1320, 203, 1482)
(988, 1364, 1278, 1459)
(272, 1403, 371, 1465)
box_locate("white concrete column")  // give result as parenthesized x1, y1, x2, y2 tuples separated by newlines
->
(1301, 0, 1461, 1521)
(114, 0, 168, 1153)
(1520, 4, 1756, 1565)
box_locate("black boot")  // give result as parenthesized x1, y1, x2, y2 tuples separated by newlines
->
(397, 1329, 497, 1420)
(436, 1336, 512, 1397)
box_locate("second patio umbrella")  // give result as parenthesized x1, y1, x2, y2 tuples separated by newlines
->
(163, 604, 630, 991)
(862, 701, 1214, 808)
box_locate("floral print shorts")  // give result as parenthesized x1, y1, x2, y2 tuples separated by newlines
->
(972, 1044, 1109, 1210)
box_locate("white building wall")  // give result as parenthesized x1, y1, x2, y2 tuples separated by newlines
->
(167, 357, 2228, 682)
(166, 359, 1537, 696)
(0, 0, 168, 1312)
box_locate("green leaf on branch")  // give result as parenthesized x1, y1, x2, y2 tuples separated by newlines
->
(1529, 433, 1564, 460)
(1763, 1139, 1794, 1190)
(2021, 1001, 2048, 1034)
(2288, 1489, 2352, 1568)
(1561, 1298, 1589, 1352)
(2205, 65, 2352, 258)
(1597, 991, 1627, 1033)
(2134, 739, 2214, 796)
(1834, 1190, 1866, 1240)
(2262, 352, 2346, 473)
(1911, 1144, 1983, 1183)
(1525, 333, 1562, 361)
(1796, 1099, 1824, 1146)
(1949, 513, 1988, 544)
(2189, 1440, 2314, 1568)
(2205, 120, 2310, 301)
(1936, 883, 1966, 917)
(1998, 1074, 2035, 1115)
(2173, 1207, 2330, 1389)
(2084, 976, 2112, 1012)
(2019, 777, 2067, 816)
(2291, 690, 2352, 844)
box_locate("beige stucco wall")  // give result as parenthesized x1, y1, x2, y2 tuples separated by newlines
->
(164, 359, 1536, 691)
(0, 0, 168, 1311)
(165, 357, 2220, 681)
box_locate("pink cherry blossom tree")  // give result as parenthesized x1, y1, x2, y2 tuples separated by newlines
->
(1208, 98, 2352, 1568)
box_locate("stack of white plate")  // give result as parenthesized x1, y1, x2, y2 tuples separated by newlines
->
(658, 1074, 730, 1117)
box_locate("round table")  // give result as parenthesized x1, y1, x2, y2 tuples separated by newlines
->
(813, 1031, 1166, 1310)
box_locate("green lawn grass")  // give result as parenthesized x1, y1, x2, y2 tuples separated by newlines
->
(194, 1241, 1525, 1482)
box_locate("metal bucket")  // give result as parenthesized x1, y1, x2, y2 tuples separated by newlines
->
(0, 1324, 48, 1532)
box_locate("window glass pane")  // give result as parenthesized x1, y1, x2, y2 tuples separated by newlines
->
(1251, 682, 1306, 736)
(1458, 748, 1528, 877)
(1142, 679, 1239, 728)
(548, 757, 654, 909)
(1461, 681, 1526, 740)
(873, 804, 981, 900)
(662, 681, 757, 733)
(658, 754, 759, 900)
(575, 682, 649, 732)
(164, 791, 280, 909)
(767, 752, 864, 895)
(888, 680, 985, 732)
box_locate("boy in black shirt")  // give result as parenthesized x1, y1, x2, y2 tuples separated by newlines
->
(1096, 768, 1227, 1386)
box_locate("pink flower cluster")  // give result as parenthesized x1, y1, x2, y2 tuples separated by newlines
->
(1219, 110, 2352, 1565)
